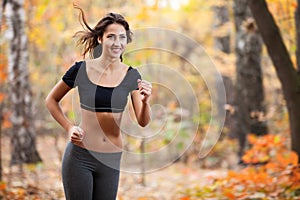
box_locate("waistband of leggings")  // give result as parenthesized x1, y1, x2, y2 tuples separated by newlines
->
(69, 142, 123, 157)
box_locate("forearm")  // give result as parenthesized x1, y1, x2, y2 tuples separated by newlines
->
(46, 98, 73, 132)
(137, 102, 151, 127)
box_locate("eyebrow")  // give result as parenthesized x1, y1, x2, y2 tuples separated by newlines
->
(106, 33, 126, 36)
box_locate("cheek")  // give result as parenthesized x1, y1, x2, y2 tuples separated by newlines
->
(121, 40, 127, 47)
(102, 40, 113, 49)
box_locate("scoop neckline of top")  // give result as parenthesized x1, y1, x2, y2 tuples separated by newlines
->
(81, 61, 132, 89)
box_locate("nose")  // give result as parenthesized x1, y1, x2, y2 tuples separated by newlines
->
(113, 37, 121, 46)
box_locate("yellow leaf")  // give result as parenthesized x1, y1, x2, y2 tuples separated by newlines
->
(274, 135, 281, 145)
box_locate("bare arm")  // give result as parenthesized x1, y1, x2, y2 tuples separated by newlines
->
(45, 80, 84, 145)
(45, 80, 74, 131)
(131, 79, 152, 127)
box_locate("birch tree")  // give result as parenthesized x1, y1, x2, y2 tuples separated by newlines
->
(3, 0, 41, 165)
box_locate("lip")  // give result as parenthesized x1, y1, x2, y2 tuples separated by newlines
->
(111, 48, 122, 54)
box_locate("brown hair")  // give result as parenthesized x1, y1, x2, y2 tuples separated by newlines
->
(73, 4, 133, 59)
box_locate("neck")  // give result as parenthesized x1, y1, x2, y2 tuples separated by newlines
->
(98, 55, 121, 68)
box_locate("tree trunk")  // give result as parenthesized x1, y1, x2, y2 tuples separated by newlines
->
(212, 3, 236, 138)
(212, 4, 231, 54)
(0, 105, 2, 180)
(248, 0, 300, 161)
(4, 0, 41, 165)
(233, 0, 268, 159)
(296, 0, 300, 71)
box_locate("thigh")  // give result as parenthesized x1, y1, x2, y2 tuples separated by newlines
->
(92, 152, 122, 200)
(62, 142, 94, 200)
(92, 164, 120, 200)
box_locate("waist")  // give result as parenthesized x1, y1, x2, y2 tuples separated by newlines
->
(78, 108, 123, 151)
(67, 142, 122, 168)
(76, 131, 123, 152)
(69, 142, 122, 155)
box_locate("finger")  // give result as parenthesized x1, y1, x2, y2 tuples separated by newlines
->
(71, 136, 82, 143)
(140, 80, 151, 86)
(72, 132, 80, 137)
(71, 134, 80, 140)
(71, 140, 81, 145)
(137, 79, 142, 86)
(142, 85, 152, 92)
(71, 132, 83, 140)
(138, 80, 152, 87)
(140, 89, 151, 96)
(140, 86, 152, 93)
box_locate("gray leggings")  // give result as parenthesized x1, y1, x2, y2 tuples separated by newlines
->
(62, 142, 122, 200)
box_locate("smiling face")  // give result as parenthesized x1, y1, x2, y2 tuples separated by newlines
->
(98, 23, 127, 60)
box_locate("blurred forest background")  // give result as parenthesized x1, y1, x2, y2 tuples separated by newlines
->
(1, 0, 300, 199)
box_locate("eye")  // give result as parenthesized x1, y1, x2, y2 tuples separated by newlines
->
(107, 35, 115, 39)
(120, 35, 127, 40)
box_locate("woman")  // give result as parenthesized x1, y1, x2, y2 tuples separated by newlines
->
(45, 7, 152, 200)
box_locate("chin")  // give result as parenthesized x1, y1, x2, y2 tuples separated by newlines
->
(110, 53, 122, 58)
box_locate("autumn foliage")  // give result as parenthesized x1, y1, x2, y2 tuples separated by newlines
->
(180, 133, 300, 200)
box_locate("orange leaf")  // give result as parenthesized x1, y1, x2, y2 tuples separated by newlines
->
(180, 197, 191, 200)
(276, 151, 298, 166)
(0, 182, 6, 190)
(224, 191, 235, 200)
(289, 151, 299, 166)
(0, 93, 5, 103)
(138, 198, 151, 200)
(2, 112, 12, 129)
(247, 134, 257, 144)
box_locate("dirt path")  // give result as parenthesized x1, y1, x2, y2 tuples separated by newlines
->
(1, 135, 226, 200)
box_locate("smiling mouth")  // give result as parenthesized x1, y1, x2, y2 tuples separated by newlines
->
(111, 48, 122, 54)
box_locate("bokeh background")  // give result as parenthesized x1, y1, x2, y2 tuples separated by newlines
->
(1, 0, 299, 199)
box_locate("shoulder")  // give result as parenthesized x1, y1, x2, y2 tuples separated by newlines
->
(65, 60, 84, 72)
(128, 65, 141, 75)
(124, 66, 141, 90)
(62, 61, 85, 88)
(127, 66, 141, 82)
(73, 60, 85, 69)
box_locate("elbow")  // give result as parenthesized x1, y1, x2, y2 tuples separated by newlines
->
(139, 122, 148, 127)
(139, 122, 148, 128)
(45, 94, 56, 111)
(45, 95, 51, 109)
(138, 117, 151, 127)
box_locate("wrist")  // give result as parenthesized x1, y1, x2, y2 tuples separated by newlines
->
(142, 100, 150, 106)
(65, 123, 74, 132)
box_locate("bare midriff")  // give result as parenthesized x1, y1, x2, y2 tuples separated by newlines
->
(78, 109, 124, 153)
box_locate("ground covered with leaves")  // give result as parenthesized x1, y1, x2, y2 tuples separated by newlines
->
(0, 135, 226, 200)
(1, 133, 299, 200)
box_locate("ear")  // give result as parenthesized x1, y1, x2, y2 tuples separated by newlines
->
(97, 36, 102, 44)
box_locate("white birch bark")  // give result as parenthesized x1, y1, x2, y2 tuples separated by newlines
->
(4, 0, 41, 165)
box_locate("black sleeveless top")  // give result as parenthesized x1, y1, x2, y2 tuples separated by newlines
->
(62, 61, 141, 113)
